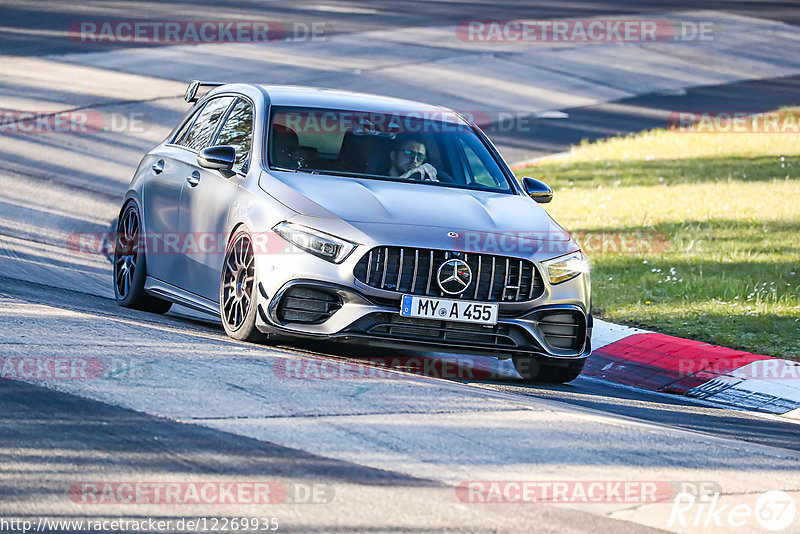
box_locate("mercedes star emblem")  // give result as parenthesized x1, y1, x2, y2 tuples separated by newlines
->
(436, 259, 472, 295)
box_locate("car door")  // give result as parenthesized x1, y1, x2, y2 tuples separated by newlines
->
(177, 96, 253, 301)
(141, 104, 206, 282)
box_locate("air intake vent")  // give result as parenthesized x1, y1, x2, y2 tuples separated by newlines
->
(344, 313, 537, 350)
(276, 286, 342, 324)
(353, 247, 544, 302)
(537, 312, 585, 351)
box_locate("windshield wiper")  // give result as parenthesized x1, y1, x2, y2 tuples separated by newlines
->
(302, 169, 354, 177)
(276, 167, 363, 177)
(270, 166, 320, 174)
(301, 168, 395, 179)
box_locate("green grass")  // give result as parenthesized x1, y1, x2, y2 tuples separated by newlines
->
(515, 120, 800, 359)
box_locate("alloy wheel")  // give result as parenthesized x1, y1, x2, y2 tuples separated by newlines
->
(221, 233, 255, 331)
(114, 204, 139, 299)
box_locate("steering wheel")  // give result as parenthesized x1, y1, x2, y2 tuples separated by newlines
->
(435, 170, 455, 184)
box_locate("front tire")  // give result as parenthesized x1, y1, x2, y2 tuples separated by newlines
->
(220, 230, 263, 342)
(113, 202, 172, 314)
(512, 356, 585, 383)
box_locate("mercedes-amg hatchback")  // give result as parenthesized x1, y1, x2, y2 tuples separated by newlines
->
(114, 80, 592, 382)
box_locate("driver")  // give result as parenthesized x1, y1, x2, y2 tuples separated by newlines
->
(388, 135, 438, 182)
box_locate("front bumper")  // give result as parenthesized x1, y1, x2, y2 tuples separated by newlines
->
(256, 279, 592, 361)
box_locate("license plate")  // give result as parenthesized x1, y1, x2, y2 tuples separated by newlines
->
(400, 295, 498, 325)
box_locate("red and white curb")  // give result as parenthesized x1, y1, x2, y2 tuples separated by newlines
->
(589, 319, 800, 419)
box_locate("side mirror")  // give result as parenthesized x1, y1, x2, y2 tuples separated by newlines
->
(197, 145, 236, 175)
(521, 177, 553, 203)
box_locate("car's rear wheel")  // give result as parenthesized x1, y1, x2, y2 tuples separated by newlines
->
(512, 356, 585, 383)
(220, 230, 263, 342)
(113, 202, 172, 313)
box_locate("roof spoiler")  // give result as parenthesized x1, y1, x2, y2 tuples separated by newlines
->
(184, 80, 226, 103)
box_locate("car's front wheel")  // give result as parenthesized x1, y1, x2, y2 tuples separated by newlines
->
(113, 202, 172, 314)
(220, 229, 263, 342)
(512, 356, 585, 383)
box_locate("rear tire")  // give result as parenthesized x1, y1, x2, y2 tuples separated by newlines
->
(512, 356, 585, 383)
(220, 229, 264, 342)
(113, 202, 172, 314)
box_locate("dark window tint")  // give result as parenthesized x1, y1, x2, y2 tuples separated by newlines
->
(267, 107, 513, 193)
(182, 96, 234, 151)
(216, 99, 253, 172)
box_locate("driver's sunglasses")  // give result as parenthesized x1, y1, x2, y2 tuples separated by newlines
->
(402, 148, 426, 162)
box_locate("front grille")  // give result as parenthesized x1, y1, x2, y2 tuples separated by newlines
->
(536, 311, 585, 351)
(345, 313, 536, 349)
(276, 286, 342, 324)
(353, 247, 544, 302)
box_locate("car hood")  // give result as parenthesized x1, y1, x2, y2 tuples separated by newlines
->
(265, 171, 572, 243)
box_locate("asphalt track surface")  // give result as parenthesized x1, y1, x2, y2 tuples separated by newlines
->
(2, 1, 800, 532)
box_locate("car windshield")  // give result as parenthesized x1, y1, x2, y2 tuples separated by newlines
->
(267, 107, 513, 193)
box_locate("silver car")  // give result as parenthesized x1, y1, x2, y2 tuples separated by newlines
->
(114, 80, 592, 383)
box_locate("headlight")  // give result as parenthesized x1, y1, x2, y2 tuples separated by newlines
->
(272, 222, 356, 264)
(542, 251, 589, 284)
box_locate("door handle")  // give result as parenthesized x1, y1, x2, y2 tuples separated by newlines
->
(151, 159, 164, 174)
(186, 171, 201, 187)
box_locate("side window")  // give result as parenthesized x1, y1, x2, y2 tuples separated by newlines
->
(215, 99, 254, 173)
(172, 105, 203, 145)
(182, 96, 235, 152)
